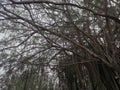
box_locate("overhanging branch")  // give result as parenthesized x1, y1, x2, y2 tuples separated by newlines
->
(9, 0, 120, 24)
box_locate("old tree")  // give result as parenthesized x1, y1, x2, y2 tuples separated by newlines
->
(0, 0, 120, 90)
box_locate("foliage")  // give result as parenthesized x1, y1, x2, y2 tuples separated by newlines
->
(0, 0, 120, 90)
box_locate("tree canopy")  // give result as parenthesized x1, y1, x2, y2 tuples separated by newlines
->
(0, 0, 120, 90)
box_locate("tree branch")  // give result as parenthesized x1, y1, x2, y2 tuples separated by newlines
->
(10, 0, 120, 24)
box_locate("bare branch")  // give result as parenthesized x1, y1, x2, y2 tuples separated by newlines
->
(9, 0, 120, 24)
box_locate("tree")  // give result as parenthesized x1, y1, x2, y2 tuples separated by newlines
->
(0, 0, 120, 90)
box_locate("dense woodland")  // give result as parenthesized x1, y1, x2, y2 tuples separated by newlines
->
(0, 0, 120, 90)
